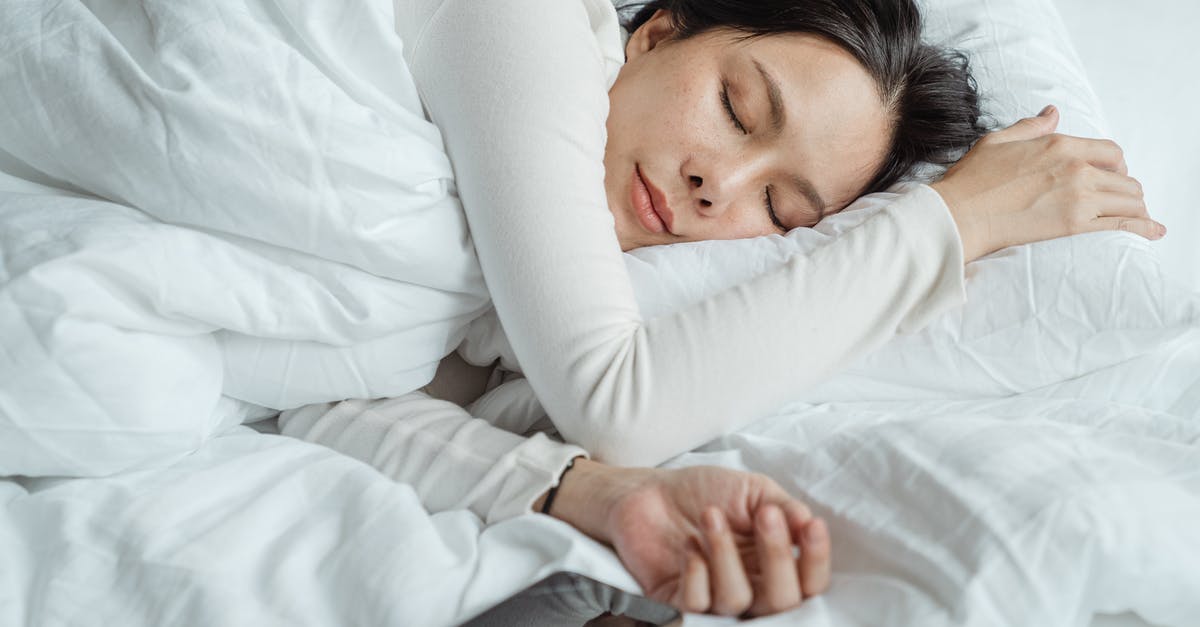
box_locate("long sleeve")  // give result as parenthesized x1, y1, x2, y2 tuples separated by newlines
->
(278, 393, 585, 523)
(400, 0, 966, 467)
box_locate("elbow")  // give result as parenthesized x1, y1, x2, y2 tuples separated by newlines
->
(556, 408, 675, 468)
(542, 336, 695, 467)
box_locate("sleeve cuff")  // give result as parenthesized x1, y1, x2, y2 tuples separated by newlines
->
(486, 433, 588, 524)
(891, 183, 968, 334)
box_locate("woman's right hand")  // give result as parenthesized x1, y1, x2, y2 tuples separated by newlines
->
(546, 459, 830, 618)
(931, 105, 1165, 262)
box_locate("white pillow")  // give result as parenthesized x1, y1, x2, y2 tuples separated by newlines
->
(618, 0, 1199, 400)
(916, 0, 1110, 138)
(630, 210, 1199, 402)
(461, 0, 1198, 400)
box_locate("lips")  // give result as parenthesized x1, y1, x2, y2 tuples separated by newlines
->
(631, 165, 675, 235)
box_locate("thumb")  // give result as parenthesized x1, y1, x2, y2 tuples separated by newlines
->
(990, 105, 1060, 144)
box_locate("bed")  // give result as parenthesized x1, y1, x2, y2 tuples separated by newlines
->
(2, 0, 1197, 626)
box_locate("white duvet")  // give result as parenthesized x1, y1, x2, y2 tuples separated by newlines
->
(0, 0, 492, 477)
(2, 1, 1198, 627)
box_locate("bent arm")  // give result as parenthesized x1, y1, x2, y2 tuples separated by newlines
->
(279, 393, 585, 523)
(406, 0, 965, 466)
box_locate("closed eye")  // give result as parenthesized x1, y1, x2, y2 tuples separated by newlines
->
(721, 82, 748, 134)
(723, 82, 789, 232)
(764, 186, 786, 232)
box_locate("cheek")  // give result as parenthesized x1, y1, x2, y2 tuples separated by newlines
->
(611, 52, 728, 151)
(693, 210, 774, 242)
(635, 61, 715, 136)
(668, 76, 718, 135)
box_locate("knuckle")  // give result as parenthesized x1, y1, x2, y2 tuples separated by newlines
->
(763, 532, 792, 557)
(1072, 168, 1098, 190)
(1066, 159, 1092, 178)
(1045, 133, 1070, 152)
(1049, 160, 1088, 186)
(805, 575, 831, 597)
(765, 593, 803, 615)
(715, 591, 754, 617)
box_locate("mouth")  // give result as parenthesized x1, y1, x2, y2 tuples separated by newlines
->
(632, 165, 675, 235)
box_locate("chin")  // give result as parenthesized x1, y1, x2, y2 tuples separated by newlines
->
(616, 232, 638, 252)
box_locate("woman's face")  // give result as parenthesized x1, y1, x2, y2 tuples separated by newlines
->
(605, 11, 893, 251)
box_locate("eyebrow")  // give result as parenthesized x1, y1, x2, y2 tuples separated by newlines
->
(753, 58, 827, 220)
(753, 58, 787, 135)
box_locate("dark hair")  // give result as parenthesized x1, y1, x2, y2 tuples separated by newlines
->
(620, 0, 989, 194)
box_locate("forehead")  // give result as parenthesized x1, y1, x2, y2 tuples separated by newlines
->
(701, 31, 893, 207)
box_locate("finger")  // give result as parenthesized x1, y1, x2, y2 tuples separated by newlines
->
(674, 549, 711, 614)
(1088, 216, 1166, 240)
(748, 505, 803, 616)
(779, 499, 813, 530)
(798, 518, 832, 598)
(760, 488, 815, 552)
(1087, 188, 1152, 220)
(1053, 136, 1128, 175)
(754, 478, 814, 536)
(1091, 170, 1144, 200)
(756, 478, 813, 524)
(988, 105, 1060, 144)
(702, 507, 754, 616)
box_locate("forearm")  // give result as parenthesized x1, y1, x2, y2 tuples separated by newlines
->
(279, 393, 586, 523)
(538, 186, 966, 466)
(411, 1, 965, 467)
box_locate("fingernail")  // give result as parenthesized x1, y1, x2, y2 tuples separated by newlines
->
(705, 508, 723, 532)
(1039, 105, 1056, 117)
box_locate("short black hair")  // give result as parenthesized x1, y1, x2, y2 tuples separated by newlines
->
(621, 0, 989, 195)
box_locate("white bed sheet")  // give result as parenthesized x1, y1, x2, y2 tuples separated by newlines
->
(0, 428, 637, 626)
(2, 1, 1198, 626)
(5, 340, 1198, 626)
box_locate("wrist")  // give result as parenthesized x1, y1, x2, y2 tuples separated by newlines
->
(532, 457, 572, 514)
(539, 458, 654, 544)
(930, 180, 988, 262)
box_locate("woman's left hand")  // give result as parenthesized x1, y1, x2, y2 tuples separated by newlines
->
(544, 459, 830, 617)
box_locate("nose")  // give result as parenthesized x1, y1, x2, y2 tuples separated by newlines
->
(688, 176, 713, 209)
(685, 153, 764, 218)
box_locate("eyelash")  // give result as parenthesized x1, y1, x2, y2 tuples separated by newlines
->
(720, 82, 748, 134)
(722, 83, 786, 232)
(763, 187, 785, 231)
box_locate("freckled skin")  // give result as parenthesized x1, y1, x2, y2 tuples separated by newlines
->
(605, 10, 892, 251)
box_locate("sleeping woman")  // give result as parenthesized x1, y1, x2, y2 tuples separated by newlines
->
(281, 0, 1163, 620)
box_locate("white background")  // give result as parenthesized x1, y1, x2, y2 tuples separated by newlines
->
(1052, 0, 1200, 291)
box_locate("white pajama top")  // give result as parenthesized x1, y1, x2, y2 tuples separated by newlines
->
(281, 0, 967, 523)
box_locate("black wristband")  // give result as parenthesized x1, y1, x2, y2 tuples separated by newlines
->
(541, 457, 578, 515)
